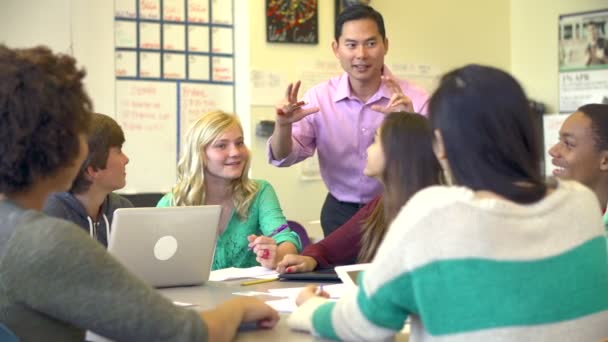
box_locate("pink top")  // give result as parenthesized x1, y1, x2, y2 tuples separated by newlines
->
(268, 67, 429, 203)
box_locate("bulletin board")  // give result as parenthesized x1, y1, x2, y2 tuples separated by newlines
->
(114, 0, 235, 193)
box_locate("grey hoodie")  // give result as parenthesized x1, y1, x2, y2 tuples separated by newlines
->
(43, 192, 133, 247)
(0, 199, 207, 341)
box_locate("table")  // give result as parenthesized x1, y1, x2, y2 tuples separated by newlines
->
(159, 279, 410, 341)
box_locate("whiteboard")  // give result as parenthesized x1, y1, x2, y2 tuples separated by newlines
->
(211, 0, 232, 24)
(188, 0, 209, 23)
(115, 21, 137, 48)
(140, 22, 161, 49)
(163, 0, 185, 22)
(114, 0, 236, 192)
(116, 81, 178, 193)
(115, 0, 136, 18)
(163, 24, 185, 51)
(115, 51, 137, 77)
(188, 55, 210, 80)
(180, 83, 234, 151)
(212, 27, 233, 54)
(140, 0, 161, 20)
(188, 26, 210, 52)
(140, 52, 161, 78)
(212, 56, 234, 82)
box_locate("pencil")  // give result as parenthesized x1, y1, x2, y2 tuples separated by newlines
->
(240, 277, 279, 286)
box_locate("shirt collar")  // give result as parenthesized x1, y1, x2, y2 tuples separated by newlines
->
(333, 65, 396, 103)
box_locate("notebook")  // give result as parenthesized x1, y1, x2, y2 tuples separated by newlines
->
(108, 205, 221, 288)
(279, 268, 340, 282)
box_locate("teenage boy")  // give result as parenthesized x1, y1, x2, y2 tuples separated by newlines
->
(45, 113, 132, 247)
(549, 103, 608, 229)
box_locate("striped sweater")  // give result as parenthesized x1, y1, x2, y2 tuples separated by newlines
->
(289, 180, 608, 341)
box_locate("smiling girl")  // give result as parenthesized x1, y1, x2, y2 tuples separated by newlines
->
(158, 111, 301, 269)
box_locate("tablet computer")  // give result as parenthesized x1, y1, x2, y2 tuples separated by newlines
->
(279, 268, 340, 281)
(334, 263, 371, 288)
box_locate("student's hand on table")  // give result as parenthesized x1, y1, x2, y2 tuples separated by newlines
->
(248, 234, 278, 268)
(235, 297, 281, 329)
(275, 81, 319, 126)
(202, 297, 280, 341)
(276, 254, 318, 274)
(371, 75, 414, 113)
(295, 285, 330, 306)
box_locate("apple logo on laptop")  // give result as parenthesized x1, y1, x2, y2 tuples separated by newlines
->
(154, 235, 178, 261)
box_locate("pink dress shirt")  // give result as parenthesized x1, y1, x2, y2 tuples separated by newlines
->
(268, 66, 429, 204)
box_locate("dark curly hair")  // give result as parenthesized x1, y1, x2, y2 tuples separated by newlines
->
(0, 45, 92, 194)
(70, 113, 125, 194)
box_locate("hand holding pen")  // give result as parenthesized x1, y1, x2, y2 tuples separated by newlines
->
(295, 285, 330, 306)
(247, 224, 289, 269)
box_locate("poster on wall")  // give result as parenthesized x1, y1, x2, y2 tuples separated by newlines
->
(266, 0, 318, 44)
(558, 9, 608, 113)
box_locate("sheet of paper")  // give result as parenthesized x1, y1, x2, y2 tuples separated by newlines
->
(267, 283, 351, 299)
(209, 266, 279, 281)
(232, 291, 274, 296)
(265, 297, 338, 313)
(265, 297, 298, 313)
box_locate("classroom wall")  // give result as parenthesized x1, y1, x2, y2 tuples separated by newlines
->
(0, 0, 116, 115)
(510, 0, 607, 113)
(248, 0, 511, 240)
(376, 0, 511, 72)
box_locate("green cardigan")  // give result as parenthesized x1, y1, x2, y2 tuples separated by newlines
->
(157, 179, 301, 270)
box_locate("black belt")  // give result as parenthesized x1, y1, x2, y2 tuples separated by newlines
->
(328, 193, 365, 209)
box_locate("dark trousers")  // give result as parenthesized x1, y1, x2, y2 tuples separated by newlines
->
(320, 193, 365, 237)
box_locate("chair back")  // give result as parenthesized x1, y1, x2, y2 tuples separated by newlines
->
(287, 220, 311, 249)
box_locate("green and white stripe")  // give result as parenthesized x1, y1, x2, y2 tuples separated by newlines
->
(291, 180, 608, 341)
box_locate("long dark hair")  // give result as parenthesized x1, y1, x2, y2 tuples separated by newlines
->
(429, 64, 546, 204)
(358, 112, 442, 262)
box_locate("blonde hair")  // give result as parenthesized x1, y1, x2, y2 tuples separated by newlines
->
(171, 110, 259, 219)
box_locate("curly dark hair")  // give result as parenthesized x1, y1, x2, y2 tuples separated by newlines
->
(70, 113, 125, 194)
(0, 45, 92, 194)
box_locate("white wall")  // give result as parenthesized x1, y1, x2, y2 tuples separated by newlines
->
(510, 0, 607, 113)
(376, 0, 511, 72)
(0, 0, 116, 115)
(0, 0, 71, 53)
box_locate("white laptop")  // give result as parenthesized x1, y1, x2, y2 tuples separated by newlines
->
(108, 205, 221, 288)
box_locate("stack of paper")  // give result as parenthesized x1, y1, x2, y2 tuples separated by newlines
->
(260, 283, 350, 313)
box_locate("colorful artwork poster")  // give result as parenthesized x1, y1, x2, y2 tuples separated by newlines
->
(266, 0, 318, 44)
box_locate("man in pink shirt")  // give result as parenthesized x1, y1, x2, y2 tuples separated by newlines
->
(267, 4, 429, 236)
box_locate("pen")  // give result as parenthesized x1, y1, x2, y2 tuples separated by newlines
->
(248, 223, 290, 251)
(315, 285, 323, 295)
(268, 223, 290, 238)
(240, 277, 279, 286)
